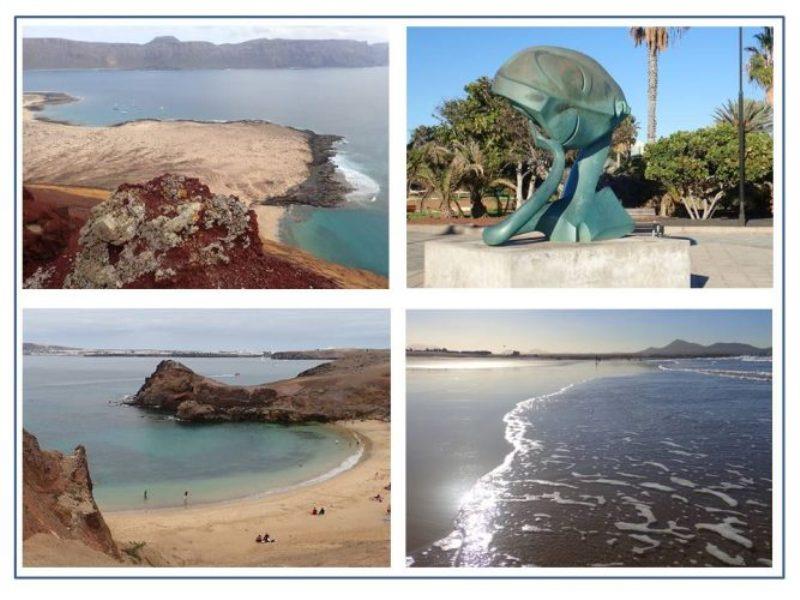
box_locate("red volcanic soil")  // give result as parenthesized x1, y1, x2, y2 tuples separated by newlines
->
(21, 186, 93, 282)
(22, 175, 342, 289)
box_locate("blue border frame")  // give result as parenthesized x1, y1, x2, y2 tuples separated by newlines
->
(13, 14, 786, 580)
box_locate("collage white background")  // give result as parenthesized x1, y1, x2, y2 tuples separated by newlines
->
(1, 0, 798, 596)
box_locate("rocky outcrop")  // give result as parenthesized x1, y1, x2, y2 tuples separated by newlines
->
(23, 174, 340, 289)
(261, 134, 353, 208)
(128, 350, 390, 423)
(22, 430, 120, 561)
(132, 360, 279, 419)
(24, 37, 389, 70)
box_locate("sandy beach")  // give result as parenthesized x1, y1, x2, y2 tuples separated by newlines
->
(103, 420, 390, 567)
(252, 204, 287, 243)
(23, 93, 312, 205)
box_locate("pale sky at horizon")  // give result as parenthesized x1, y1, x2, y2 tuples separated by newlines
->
(407, 310, 771, 354)
(23, 310, 390, 352)
(22, 23, 388, 45)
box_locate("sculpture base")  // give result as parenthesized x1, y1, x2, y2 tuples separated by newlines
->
(423, 235, 691, 288)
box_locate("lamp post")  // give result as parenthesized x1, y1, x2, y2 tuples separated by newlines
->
(738, 27, 747, 226)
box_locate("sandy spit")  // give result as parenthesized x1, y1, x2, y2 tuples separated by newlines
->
(23, 93, 311, 204)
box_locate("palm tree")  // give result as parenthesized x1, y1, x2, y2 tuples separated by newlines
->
(713, 98, 773, 133)
(746, 27, 774, 106)
(452, 140, 489, 218)
(610, 114, 640, 169)
(629, 27, 689, 142)
(413, 142, 468, 218)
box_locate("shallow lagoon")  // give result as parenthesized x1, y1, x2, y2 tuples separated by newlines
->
(24, 356, 357, 511)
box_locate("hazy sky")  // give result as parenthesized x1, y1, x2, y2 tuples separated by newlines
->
(407, 310, 771, 353)
(408, 26, 769, 142)
(24, 310, 389, 352)
(22, 23, 388, 44)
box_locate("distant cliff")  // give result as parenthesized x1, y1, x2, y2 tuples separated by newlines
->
(23, 36, 389, 70)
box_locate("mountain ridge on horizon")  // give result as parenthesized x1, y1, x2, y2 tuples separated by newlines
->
(637, 338, 771, 357)
(23, 36, 389, 70)
(406, 338, 772, 357)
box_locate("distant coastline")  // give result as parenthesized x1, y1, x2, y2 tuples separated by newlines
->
(23, 343, 385, 358)
(406, 339, 772, 360)
(23, 36, 389, 71)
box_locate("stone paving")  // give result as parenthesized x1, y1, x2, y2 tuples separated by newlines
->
(406, 226, 773, 288)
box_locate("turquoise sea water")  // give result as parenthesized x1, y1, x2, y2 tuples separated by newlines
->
(23, 67, 389, 277)
(23, 356, 358, 511)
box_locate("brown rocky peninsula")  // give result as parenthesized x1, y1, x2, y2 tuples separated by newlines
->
(126, 349, 390, 423)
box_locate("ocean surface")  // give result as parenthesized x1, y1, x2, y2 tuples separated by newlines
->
(406, 356, 772, 568)
(23, 356, 359, 511)
(23, 67, 389, 277)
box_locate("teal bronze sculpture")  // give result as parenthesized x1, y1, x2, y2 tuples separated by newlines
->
(483, 46, 635, 245)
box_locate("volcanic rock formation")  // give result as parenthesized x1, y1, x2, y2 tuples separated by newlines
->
(23, 174, 340, 289)
(128, 350, 390, 423)
(22, 430, 120, 561)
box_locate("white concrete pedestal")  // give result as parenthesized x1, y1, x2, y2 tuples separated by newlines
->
(423, 235, 691, 288)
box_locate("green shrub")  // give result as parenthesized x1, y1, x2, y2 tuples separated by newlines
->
(644, 124, 772, 219)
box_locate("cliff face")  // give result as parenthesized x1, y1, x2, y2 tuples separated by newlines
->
(23, 37, 389, 70)
(22, 430, 120, 561)
(23, 174, 339, 289)
(129, 351, 390, 423)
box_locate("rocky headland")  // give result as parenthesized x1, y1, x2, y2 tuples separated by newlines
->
(260, 133, 353, 209)
(126, 349, 390, 423)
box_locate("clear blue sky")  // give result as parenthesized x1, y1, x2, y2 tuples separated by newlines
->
(407, 26, 766, 142)
(407, 310, 771, 353)
(24, 309, 390, 352)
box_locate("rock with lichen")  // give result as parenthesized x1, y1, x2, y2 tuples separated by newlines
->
(28, 173, 340, 289)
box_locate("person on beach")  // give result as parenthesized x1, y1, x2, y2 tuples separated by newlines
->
(311, 507, 318, 515)
(143, 489, 148, 501)
(263, 533, 275, 543)
(319, 507, 326, 516)
(256, 534, 263, 543)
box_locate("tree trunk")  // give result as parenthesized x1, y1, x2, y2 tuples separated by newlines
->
(647, 46, 659, 142)
(469, 188, 487, 219)
(438, 190, 453, 218)
(515, 162, 524, 210)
